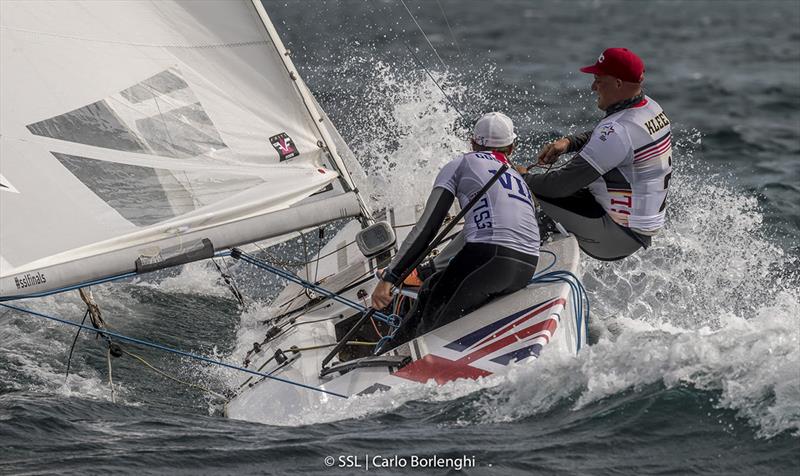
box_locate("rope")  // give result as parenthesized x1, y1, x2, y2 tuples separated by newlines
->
(528, 270, 590, 351)
(534, 249, 558, 276)
(211, 257, 246, 308)
(0, 302, 347, 399)
(232, 249, 400, 327)
(121, 349, 227, 400)
(64, 309, 89, 381)
(106, 347, 116, 404)
(313, 227, 324, 283)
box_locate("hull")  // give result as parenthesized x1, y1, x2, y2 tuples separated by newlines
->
(226, 215, 584, 424)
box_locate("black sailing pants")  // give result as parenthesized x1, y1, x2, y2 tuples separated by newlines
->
(391, 242, 538, 345)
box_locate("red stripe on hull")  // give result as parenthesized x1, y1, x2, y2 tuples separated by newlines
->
(472, 298, 566, 349)
(457, 317, 558, 365)
(392, 301, 564, 384)
(393, 354, 492, 384)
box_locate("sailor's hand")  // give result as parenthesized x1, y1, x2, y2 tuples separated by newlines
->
(514, 164, 529, 175)
(371, 280, 394, 309)
(537, 138, 570, 165)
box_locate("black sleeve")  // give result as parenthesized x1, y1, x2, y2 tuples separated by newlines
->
(383, 187, 454, 286)
(524, 154, 602, 199)
(565, 130, 593, 153)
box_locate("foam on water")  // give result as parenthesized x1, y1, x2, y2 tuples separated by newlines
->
(135, 260, 238, 299)
(474, 308, 799, 438)
(0, 295, 127, 403)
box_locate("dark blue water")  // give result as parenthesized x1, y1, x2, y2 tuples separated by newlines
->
(2, 1, 799, 474)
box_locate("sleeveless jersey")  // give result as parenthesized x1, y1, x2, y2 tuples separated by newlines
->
(579, 95, 672, 234)
(433, 151, 539, 256)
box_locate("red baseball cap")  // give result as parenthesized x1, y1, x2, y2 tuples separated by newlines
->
(580, 48, 645, 83)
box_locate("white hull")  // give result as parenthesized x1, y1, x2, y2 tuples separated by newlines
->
(226, 216, 584, 424)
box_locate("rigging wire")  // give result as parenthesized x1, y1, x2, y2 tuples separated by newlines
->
(211, 257, 246, 308)
(400, 42, 465, 122)
(232, 249, 401, 327)
(399, 0, 449, 71)
(395, 0, 572, 174)
(372, 0, 466, 121)
(313, 227, 324, 283)
(435, 0, 462, 56)
(0, 302, 347, 399)
(65, 309, 90, 382)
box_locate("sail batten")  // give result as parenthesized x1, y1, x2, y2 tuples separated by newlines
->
(0, 0, 369, 298)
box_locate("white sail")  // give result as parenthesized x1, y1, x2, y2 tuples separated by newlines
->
(0, 0, 367, 298)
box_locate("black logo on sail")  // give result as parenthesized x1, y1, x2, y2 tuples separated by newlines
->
(269, 132, 299, 161)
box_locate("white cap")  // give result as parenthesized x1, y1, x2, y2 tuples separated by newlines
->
(472, 112, 517, 148)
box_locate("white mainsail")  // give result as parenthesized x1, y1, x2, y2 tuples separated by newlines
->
(0, 0, 367, 298)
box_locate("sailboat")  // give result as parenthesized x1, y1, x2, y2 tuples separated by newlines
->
(0, 0, 587, 424)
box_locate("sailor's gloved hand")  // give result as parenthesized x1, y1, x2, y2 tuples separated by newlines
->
(537, 138, 570, 165)
(371, 280, 393, 309)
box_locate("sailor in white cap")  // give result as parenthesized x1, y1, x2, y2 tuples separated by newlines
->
(372, 112, 540, 346)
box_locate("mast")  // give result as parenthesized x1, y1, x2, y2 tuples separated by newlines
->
(248, 0, 374, 225)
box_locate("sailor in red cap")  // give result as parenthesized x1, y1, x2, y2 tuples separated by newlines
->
(520, 48, 673, 260)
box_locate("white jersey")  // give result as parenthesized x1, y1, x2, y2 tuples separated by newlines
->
(580, 95, 672, 234)
(434, 151, 539, 256)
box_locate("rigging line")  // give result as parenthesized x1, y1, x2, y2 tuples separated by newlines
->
(232, 250, 400, 327)
(221, 258, 246, 308)
(0, 302, 348, 399)
(528, 270, 590, 350)
(268, 269, 377, 325)
(368, 1, 465, 121)
(435, 0, 462, 56)
(211, 257, 246, 308)
(301, 232, 311, 284)
(106, 347, 116, 404)
(532, 249, 558, 277)
(121, 349, 227, 400)
(399, 0, 449, 71)
(237, 340, 377, 391)
(396, 0, 468, 121)
(401, 41, 465, 121)
(313, 227, 324, 284)
(65, 309, 90, 382)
